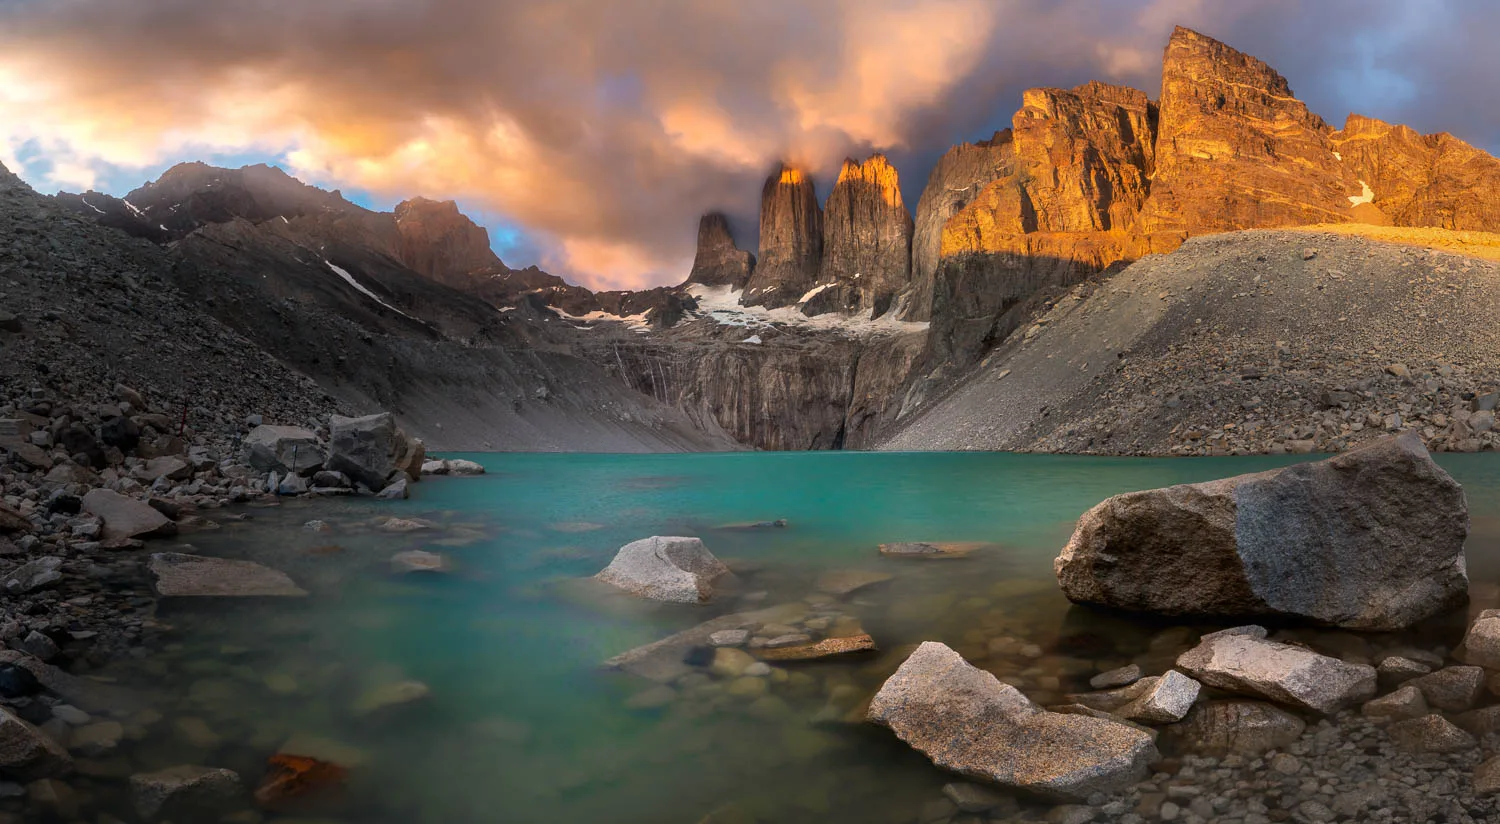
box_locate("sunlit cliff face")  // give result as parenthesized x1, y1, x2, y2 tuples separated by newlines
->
(0, 0, 1491, 289)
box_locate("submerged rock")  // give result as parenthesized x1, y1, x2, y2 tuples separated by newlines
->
(1055, 433, 1467, 630)
(867, 642, 1158, 801)
(756, 634, 877, 661)
(1168, 700, 1306, 757)
(130, 765, 244, 821)
(878, 541, 982, 559)
(1176, 629, 1376, 713)
(594, 536, 730, 603)
(390, 550, 450, 574)
(1388, 714, 1477, 754)
(1363, 685, 1429, 721)
(148, 553, 307, 597)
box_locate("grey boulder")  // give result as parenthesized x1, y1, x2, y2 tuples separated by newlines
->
(241, 425, 325, 475)
(148, 553, 307, 597)
(867, 642, 1158, 801)
(1054, 433, 1468, 630)
(4, 556, 62, 593)
(1176, 629, 1376, 714)
(81, 489, 176, 545)
(327, 413, 425, 491)
(595, 536, 730, 603)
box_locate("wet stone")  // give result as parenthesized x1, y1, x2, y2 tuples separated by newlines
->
(1387, 713, 1477, 753)
(1362, 685, 1429, 721)
(1406, 665, 1484, 711)
(1090, 664, 1142, 690)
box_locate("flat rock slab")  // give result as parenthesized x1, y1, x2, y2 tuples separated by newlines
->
(878, 541, 985, 559)
(82, 489, 175, 545)
(603, 603, 807, 682)
(814, 569, 893, 596)
(867, 642, 1158, 801)
(595, 536, 729, 603)
(1177, 629, 1376, 714)
(148, 553, 307, 597)
(756, 634, 877, 661)
(1055, 433, 1468, 630)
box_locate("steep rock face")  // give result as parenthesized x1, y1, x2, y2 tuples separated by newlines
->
(588, 332, 926, 450)
(905, 132, 1014, 321)
(1011, 83, 1156, 235)
(685, 212, 755, 289)
(743, 165, 822, 309)
(392, 197, 504, 288)
(1142, 26, 1354, 241)
(1333, 114, 1500, 231)
(928, 82, 1156, 362)
(811, 154, 913, 318)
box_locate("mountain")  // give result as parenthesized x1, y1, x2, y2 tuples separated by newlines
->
(809, 154, 914, 318)
(45, 162, 739, 452)
(43, 24, 1500, 456)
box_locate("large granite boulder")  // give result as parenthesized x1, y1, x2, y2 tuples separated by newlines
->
(81, 489, 176, 545)
(1176, 627, 1376, 714)
(867, 642, 1158, 801)
(326, 413, 425, 491)
(148, 553, 307, 597)
(594, 537, 729, 604)
(242, 425, 325, 475)
(0, 706, 72, 779)
(1054, 433, 1468, 630)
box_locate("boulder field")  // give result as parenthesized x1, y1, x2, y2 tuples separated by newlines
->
(1054, 432, 1468, 630)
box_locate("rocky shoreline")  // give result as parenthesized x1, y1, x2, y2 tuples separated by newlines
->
(0, 377, 490, 820)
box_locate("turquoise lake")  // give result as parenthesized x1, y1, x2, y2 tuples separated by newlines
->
(106, 451, 1500, 823)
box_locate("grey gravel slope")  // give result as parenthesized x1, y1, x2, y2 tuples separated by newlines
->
(880, 229, 1500, 455)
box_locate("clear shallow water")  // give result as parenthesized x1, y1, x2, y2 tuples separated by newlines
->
(98, 452, 1500, 823)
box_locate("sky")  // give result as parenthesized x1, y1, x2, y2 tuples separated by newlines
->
(1, 0, 1496, 291)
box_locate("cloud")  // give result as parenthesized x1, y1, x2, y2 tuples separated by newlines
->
(1, 0, 1497, 289)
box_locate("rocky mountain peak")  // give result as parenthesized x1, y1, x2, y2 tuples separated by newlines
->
(1142, 26, 1351, 240)
(392, 196, 504, 287)
(685, 212, 755, 289)
(815, 153, 913, 317)
(743, 163, 823, 309)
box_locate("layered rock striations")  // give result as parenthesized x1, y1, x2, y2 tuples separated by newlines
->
(685, 212, 755, 289)
(810, 154, 913, 317)
(743, 165, 823, 309)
